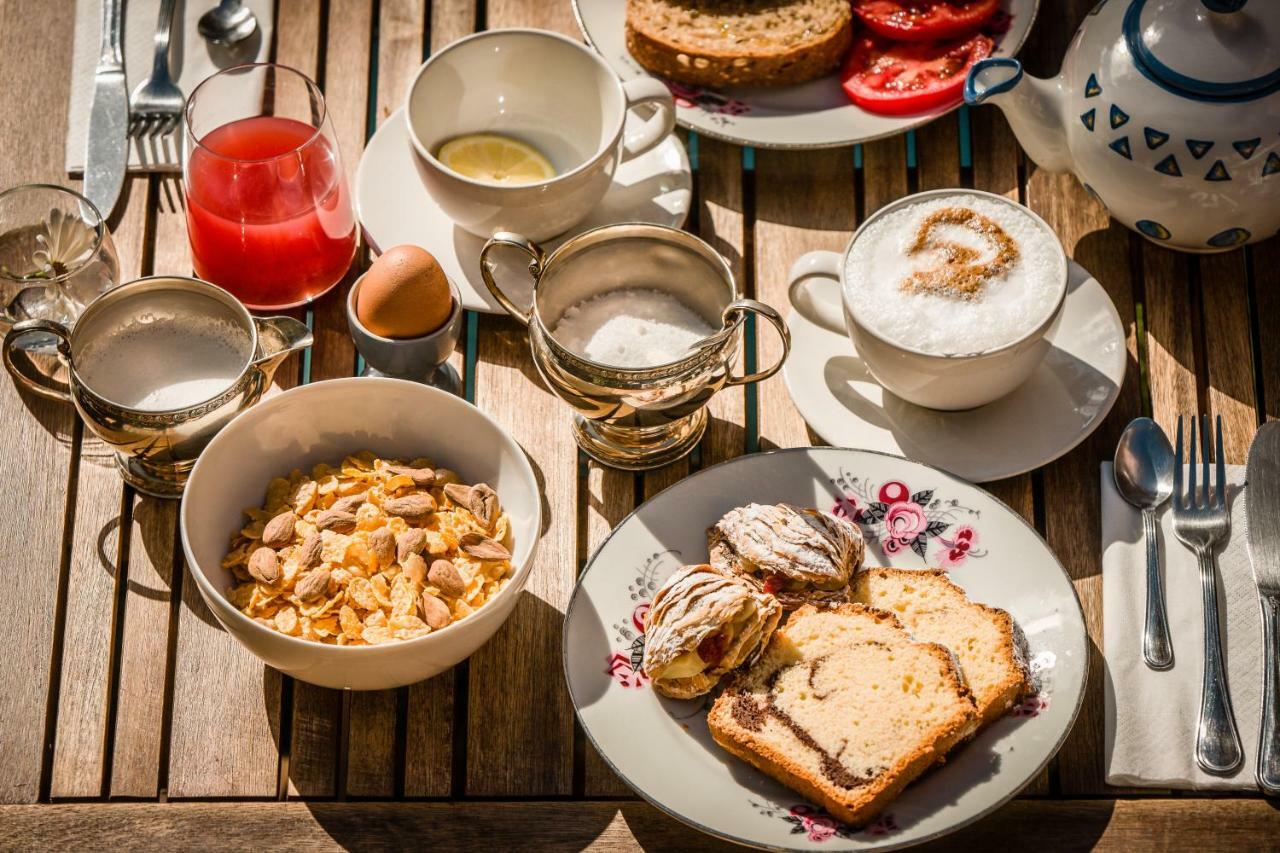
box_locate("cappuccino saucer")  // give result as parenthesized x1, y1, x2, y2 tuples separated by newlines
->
(355, 109, 691, 314)
(783, 259, 1126, 483)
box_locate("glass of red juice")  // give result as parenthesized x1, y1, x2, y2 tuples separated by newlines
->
(183, 63, 356, 310)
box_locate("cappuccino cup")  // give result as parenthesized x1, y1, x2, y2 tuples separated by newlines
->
(789, 189, 1068, 411)
(3, 276, 311, 497)
(405, 28, 676, 242)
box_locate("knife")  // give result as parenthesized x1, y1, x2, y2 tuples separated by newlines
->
(84, 0, 129, 220)
(1246, 420, 1280, 795)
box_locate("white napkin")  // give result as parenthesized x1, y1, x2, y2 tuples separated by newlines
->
(1102, 462, 1263, 789)
(66, 0, 274, 172)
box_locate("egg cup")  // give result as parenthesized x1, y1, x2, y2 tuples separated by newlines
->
(346, 272, 463, 392)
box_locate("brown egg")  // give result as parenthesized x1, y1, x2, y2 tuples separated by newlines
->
(356, 245, 452, 338)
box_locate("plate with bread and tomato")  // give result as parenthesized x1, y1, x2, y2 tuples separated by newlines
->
(573, 0, 1038, 149)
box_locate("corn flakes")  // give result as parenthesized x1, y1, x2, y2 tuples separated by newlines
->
(223, 454, 513, 645)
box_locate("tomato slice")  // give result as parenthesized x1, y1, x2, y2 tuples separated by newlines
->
(853, 0, 1002, 41)
(841, 34, 994, 116)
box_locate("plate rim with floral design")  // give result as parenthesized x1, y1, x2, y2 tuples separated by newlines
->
(571, 0, 1041, 150)
(564, 447, 1087, 851)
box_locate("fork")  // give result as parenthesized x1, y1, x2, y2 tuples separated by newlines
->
(129, 0, 184, 138)
(1172, 414, 1244, 774)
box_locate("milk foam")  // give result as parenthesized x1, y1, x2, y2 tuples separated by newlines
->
(844, 194, 1064, 356)
(77, 317, 249, 411)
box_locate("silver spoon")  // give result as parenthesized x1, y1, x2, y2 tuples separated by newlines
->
(1114, 416, 1176, 670)
(197, 0, 258, 46)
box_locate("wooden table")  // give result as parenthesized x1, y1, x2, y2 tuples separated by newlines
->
(3, 1, 1278, 848)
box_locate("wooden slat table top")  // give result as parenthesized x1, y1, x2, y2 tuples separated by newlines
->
(1, 0, 1276, 847)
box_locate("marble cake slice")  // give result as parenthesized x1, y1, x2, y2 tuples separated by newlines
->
(707, 604, 978, 827)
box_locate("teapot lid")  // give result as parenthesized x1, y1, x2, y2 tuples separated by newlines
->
(1123, 0, 1280, 101)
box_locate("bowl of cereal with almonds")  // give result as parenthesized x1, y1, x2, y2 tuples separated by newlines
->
(180, 377, 540, 690)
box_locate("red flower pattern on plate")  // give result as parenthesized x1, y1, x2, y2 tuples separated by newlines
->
(789, 805, 840, 842)
(937, 525, 979, 569)
(1011, 693, 1050, 717)
(831, 470, 986, 567)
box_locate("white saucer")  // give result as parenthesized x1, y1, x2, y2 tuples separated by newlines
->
(783, 260, 1127, 483)
(355, 109, 692, 314)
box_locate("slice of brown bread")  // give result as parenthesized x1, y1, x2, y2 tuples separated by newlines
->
(852, 568, 1032, 725)
(624, 0, 853, 88)
(708, 604, 978, 827)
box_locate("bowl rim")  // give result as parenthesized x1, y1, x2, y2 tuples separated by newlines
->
(179, 376, 542, 654)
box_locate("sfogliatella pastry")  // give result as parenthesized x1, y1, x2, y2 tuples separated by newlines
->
(708, 503, 864, 608)
(642, 564, 783, 699)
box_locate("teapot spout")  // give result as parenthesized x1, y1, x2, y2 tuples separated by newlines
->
(964, 58, 1074, 174)
(252, 315, 313, 384)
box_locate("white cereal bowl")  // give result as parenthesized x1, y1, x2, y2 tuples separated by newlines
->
(179, 377, 541, 690)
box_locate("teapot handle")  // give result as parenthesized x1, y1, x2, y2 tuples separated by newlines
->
(480, 232, 544, 326)
(3, 319, 74, 402)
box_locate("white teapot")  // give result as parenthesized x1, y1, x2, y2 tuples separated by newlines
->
(964, 0, 1278, 252)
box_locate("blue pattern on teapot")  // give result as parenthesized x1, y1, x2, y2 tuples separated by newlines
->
(963, 0, 1279, 253)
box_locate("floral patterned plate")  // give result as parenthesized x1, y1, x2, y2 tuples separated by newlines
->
(564, 448, 1087, 850)
(572, 0, 1039, 149)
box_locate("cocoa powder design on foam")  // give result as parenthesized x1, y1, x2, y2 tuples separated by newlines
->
(901, 206, 1019, 299)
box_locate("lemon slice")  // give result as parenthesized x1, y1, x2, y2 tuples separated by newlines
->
(437, 133, 556, 184)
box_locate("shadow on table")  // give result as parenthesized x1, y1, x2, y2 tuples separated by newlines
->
(288, 795, 1125, 851)
(294, 800, 740, 851)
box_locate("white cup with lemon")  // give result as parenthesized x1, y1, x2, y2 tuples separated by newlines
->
(404, 28, 676, 242)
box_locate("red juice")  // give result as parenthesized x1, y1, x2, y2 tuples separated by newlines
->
(185, 115, 356, 309)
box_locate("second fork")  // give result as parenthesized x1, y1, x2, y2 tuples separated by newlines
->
(1173, 414, 1244, 775)
(129, 0, 185, 138)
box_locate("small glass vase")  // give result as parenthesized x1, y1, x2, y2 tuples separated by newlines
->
(0, 183, 120, 352)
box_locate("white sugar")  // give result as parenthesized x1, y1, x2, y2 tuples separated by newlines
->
(550, 289, 715, 368)
(844, 193, 1066, 356)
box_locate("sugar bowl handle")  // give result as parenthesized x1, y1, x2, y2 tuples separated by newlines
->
(722, 298, 791, 387)
(3, 318, 74, 402)
(480, 231, 544, 326)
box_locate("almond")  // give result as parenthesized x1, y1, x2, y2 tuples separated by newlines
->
(402, 552, 427, 585)
(248, 547, 281, 585)
(295, 569, 331, 601)
(428, 559, 466, 597)
(469, 483, 499, 527)
(442, 483, 473, 507)
(459, 533, 511, 561)
(261, 511, 297, 548)
(383, 493, 436, 520)
(369, 527, 395, 567)
(387, 465, 435, 488)
(316, 509, 358, 533)
(419, 592, 451, 630)
(396, 528, 427, 564)
(297, 533, 324, 570)
(331, 492, 367, 514)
